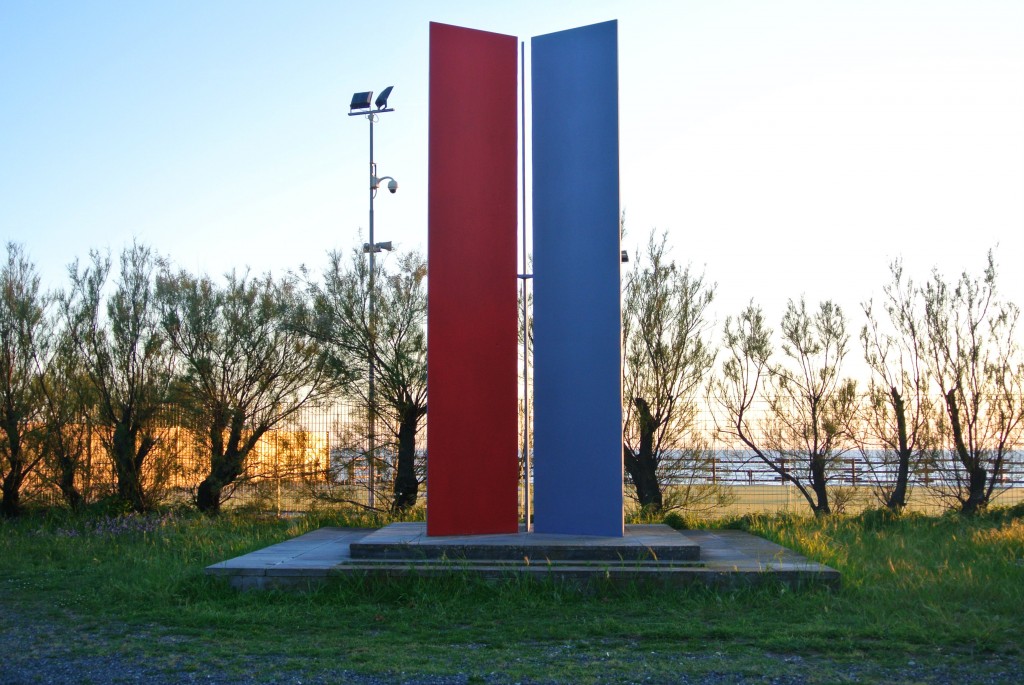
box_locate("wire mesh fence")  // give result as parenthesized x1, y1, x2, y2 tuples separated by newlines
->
(20, 399, 1024, 517)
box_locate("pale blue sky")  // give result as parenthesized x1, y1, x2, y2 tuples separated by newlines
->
(3, 0, 1022, 329)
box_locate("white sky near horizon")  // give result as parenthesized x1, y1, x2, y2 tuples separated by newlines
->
(2, 0, 1023, 348)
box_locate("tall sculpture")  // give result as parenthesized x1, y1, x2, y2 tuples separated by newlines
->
(426, 20, 622, 537)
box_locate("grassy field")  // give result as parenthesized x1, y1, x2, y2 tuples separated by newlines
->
(2, 505, 1023, 684)
(659, 484, 1024, 517)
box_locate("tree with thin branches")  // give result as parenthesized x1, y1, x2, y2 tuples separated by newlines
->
(621, 230, 718, 514)
(859, 259, 935, 512)
(920, 251, 1024, 514)
(0, 243, 49, 517)
(36, 321, 97, 509)
(301, 247, 427, 513)
(64, 244, 173, 512)
(715, 299, 858, 516)
(157, 268, 338, 514)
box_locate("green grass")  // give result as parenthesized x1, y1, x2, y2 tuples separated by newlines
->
(2, 505, 1023, 684)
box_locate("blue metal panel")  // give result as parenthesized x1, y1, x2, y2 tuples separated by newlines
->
(531, 20, 623, 537)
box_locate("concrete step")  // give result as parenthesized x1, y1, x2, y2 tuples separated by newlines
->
(205, 525, 841, 591)
(349, 523, 700, 562)
(341, 557, 706, 568)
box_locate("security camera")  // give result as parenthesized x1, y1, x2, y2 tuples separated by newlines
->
(387, 179, 398, 194)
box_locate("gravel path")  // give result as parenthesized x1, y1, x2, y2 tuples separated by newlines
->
(2, 605, 1020, 685)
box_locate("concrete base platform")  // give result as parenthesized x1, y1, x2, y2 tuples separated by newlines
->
(206, 524, 840, 591)
(350, 523, 700, 562)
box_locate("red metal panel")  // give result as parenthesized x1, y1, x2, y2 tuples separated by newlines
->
(426, 22, 519, 536)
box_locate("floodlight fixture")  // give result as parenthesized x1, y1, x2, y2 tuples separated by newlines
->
(350, 91, 373, 112)
(375, 86, 394, 110)
(620, 250, 629, 263)
(349, 86, 395, 116)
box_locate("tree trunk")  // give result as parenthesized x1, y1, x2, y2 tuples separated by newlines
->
(809, 454, 831, 516)
(2, 417, 25, 518)
(624, 445, 662, 512)
(196, 476, 224, 515)
(111, 420, 147, 512)
(625, 397, 663, 513)
(888, 452, 910, 513)
(945, 388, 988, 515)
(46, 422, 85, 509)
(197, 415, 266, 515)
(1, 469, 23, 518)
(961, 464, 988, 516)
(392, 405, 421, 514)
(197, 446, 248, 516)
(886, 386, 910, 512)
(57, 454, 83, 510)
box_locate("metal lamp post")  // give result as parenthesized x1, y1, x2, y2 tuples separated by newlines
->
(349, 86, 398, 510)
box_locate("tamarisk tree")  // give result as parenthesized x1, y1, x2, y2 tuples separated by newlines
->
(157, 269, 336, 515)
(64, 244, 173, 512)
(921, 252, 1024, 514)
(859, 260, 934, 512)
(621, 231, 717, 514)
(715, 299, 858, 516)
(0, 243, 49, 517)
(36, 323, 96, 509)
(301, 247, 427, 513)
